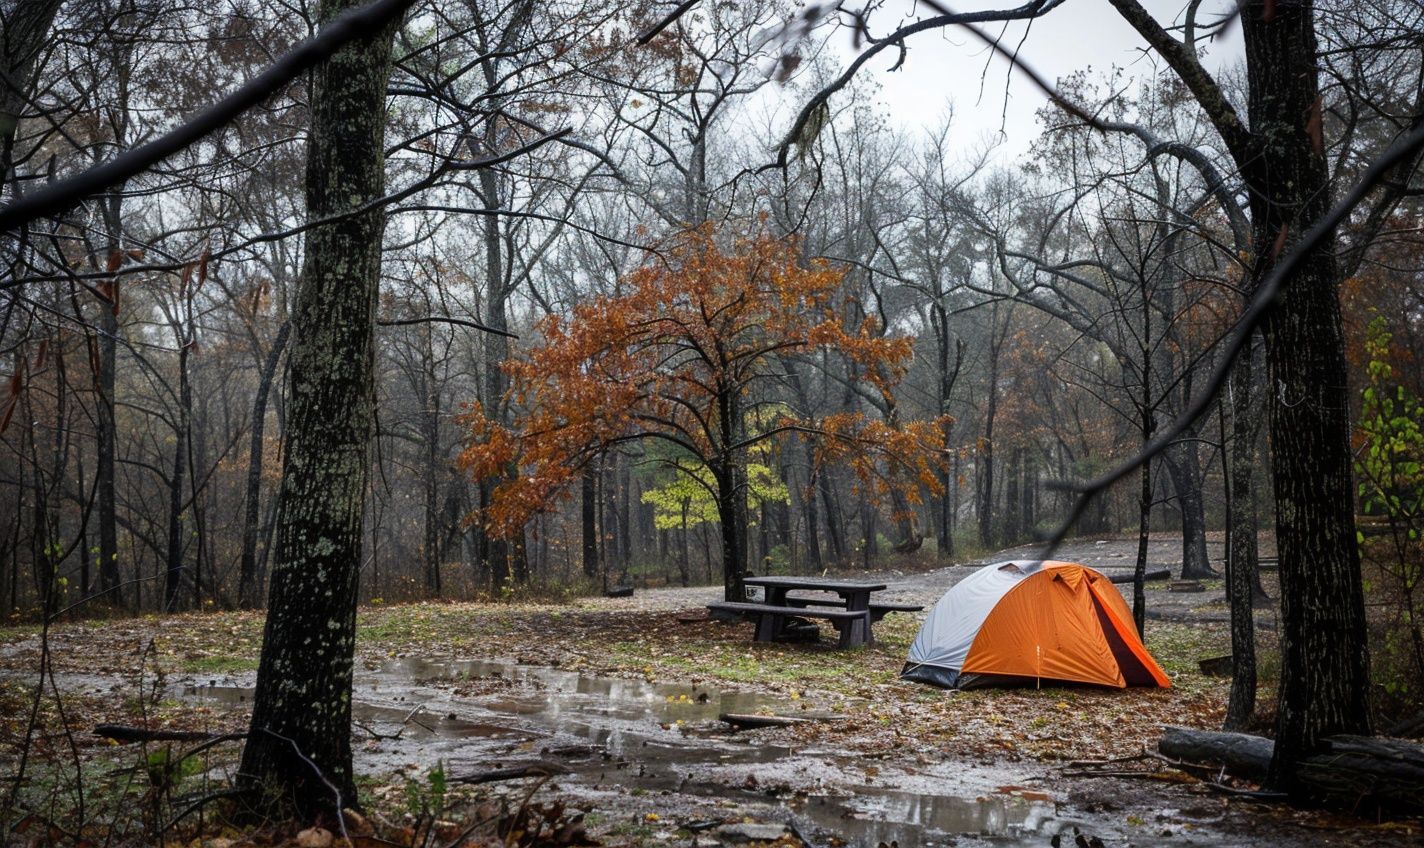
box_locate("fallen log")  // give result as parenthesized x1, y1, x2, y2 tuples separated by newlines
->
(1159, 727, 1275, 778)
(1159, 726, 1424, 813)
(1106, 568, 1170, 584)
(720, 713, 846, 730)
(721, 713, 809, 730)
(451, 763, 567, 784)
(1196, 655, 1234, 677)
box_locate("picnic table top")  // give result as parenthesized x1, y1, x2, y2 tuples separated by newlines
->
(741, 575, 888, 593)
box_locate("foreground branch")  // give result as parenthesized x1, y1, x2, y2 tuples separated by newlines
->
(0, 0, 417, 232)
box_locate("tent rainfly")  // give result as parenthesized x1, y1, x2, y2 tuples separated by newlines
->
(901, 560, 1171, 689)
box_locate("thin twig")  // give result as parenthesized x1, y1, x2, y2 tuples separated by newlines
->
(157, 788, 252, 836)
(260, 729, 352, 845)
(920, 1, 1106, 131)
(377, 316, 517, 340)
(1060, 769, 1194, 781)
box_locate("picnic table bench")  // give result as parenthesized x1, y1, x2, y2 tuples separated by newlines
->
(783, 597, 924, 623)
(707, 576, 923, 649)
(706, 601, 872, 649)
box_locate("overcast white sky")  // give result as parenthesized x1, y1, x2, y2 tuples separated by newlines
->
(832, 0, 1245, 158)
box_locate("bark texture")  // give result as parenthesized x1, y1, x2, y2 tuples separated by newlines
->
(1163, 442, 1214, 580)
(1224, 346, 1260, 730)
(0, 0, 63, 178)
(239, 0, 397, 818)
(1240, 0, 1372, 790)
(1107, 0, 1372, 797)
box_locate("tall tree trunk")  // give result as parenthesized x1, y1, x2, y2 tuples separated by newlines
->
(819, 472, 845, 562)
(581, 461, 599, 579)
(96, 214, 123, 607)
(1224, 346, 1260, 730)
(1132, 349, 1155, 634)
(934, 320, 963, 560)
(714, 463, 746, 601)
(1133, 458, 1152, 636)
(1021, 455, 1036, 537)
(163, 339, 190, 611)
(421, 327, 441, 596)
(617, 459, 631, 572)
(1164, 442, 1215, 579)
(239, 322, 290, 608)
(477, 162, 517, 588)
(1239, 0, 1371, 791)
(802, 445, 824, 572)
(758, 501, 770, 572)
(1004, 447, 1021, 545)
(861, 503, 877, 568)
(189, 387, 211, 607)
(240, 0, 398, 818)
(678, 501, 690, 587)
(937, 463, 954, 559)
(978, 363, 999, 548)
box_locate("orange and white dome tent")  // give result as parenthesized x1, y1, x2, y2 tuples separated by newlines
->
(901, 560, 1170, 689)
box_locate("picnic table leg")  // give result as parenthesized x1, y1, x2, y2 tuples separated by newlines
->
(758, 588, 792, 642)
(831, 613, 871, 649)
(844, 590, 872, 645)
(753, 611, 783, 642)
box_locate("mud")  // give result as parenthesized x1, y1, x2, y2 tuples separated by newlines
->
(175, 657, 1221, 846)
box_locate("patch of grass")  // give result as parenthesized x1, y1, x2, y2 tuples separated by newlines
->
(0, 624, 38, 643)
(603, 610, 925, 696)
(1146, 621, 1229, 680)
(606, 821, 656, 840)
(179, 654, 259, 674)
(355, 603, 512, 647)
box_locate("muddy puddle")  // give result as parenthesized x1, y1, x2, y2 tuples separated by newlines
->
(174, 657, 1100, 846)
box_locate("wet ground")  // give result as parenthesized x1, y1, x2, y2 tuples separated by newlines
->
(166, 657, 1105, 846)
(9, 536, 1411, 846)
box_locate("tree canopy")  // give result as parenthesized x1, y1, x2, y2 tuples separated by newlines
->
(459, 224, 946, 597)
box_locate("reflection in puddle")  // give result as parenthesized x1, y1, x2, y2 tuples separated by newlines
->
(183, 657, 1077, 847)
(799, 790, 1059, 846)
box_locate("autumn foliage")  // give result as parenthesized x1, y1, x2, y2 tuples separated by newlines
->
(459, 225, 947, 593)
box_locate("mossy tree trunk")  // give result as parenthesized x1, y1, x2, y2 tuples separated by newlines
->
(239, 0, 398, 819)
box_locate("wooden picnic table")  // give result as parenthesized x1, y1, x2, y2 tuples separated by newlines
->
(706, 576, 920, 649)
(742, 575, 886, 614)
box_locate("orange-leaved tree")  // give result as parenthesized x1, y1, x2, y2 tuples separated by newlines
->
(459, 225, 947, 600)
